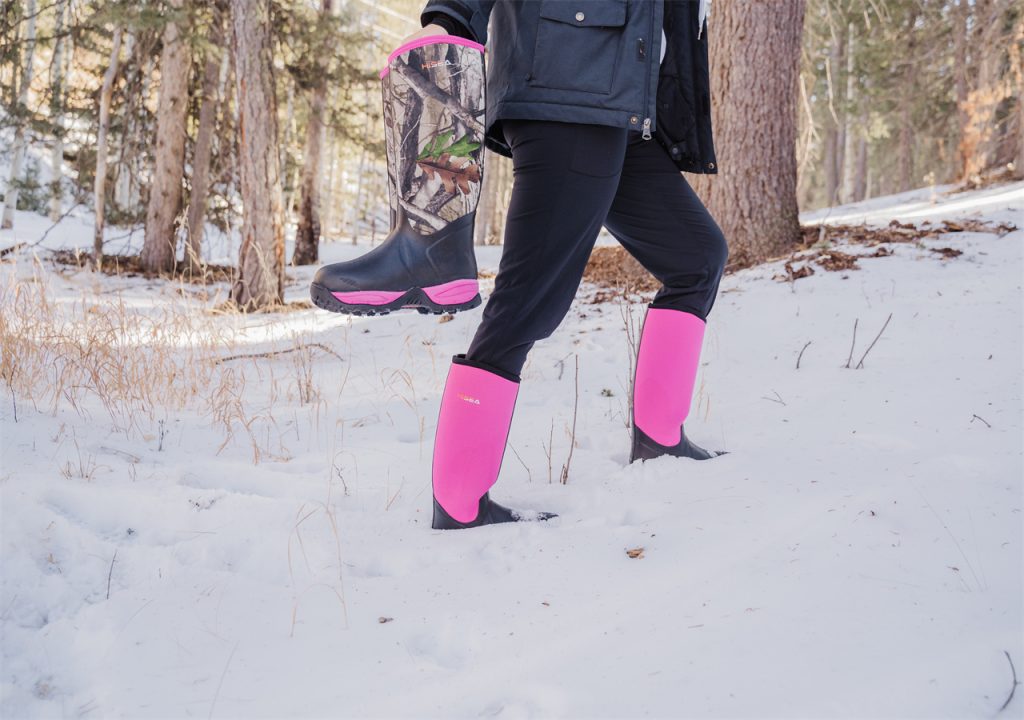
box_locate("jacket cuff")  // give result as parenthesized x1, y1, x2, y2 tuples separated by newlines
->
(422, 11, 473, 40)
(420, 1, 486, 45)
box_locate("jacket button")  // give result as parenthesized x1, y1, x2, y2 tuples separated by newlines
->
(670, 147, 680, 156)
(575, 11, 585, 21)
(629, 115, 638, 124)
(707, 162, 716, 170)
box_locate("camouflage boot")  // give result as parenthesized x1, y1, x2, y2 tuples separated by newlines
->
(311, 35, 487, 316)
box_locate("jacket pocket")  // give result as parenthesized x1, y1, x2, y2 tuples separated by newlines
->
(528, 0, 627, 95)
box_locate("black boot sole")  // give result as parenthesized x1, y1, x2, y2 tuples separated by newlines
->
(432, 493, 557, 530)
(310, 281, 482, 317)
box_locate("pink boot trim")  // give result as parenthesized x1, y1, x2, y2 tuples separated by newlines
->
(423, 278, 479, 304)
(331, 289, 404, 305)
(432, 360, 519, 523)
(379, 35, 486, 78)
(633, 308, 706, 447)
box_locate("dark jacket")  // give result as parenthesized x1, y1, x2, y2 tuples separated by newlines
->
(419, 0, 717, 174)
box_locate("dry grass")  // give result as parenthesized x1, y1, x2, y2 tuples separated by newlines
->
(0, 256, 343, 464)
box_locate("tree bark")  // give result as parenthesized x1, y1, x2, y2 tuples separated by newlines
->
(840, 22, 857, 203)
(692, 0, 806, 265)
(954, 0, 970, 179)
(114, 32, 143, 213)
(94, 27, 123, 267)
(853, 131, 868, 202)
(474, 148, 495, 245)
(2, 0, 37, 230)
(141, 0, 192, 273)
(898, 9, 920, 192)
(968, 0, 1001, 176)
(48, 0, 67, 222)
(230, 0, 285, 310)
(822, 19, 843, 206)
(292, 0, 334, 265)
(185, 8, 225, 273)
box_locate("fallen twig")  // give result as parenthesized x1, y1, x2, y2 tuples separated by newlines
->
(218, 342, 344, 364)
(509, 444, 532, 483)
(99, 446, 141, 463)
(555, 352, 573, 381)
(971, 414, 992, 429)
(856, 313, 893, 369)
(106, 549, 118, 600)
(1000, 650, 1019, 713)
(30, 201, 85, 247)
(797, 341, 812, 369)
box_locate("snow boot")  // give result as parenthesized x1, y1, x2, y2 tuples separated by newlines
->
(432, 354, 556, 529)
(630, 306, 724, 462)
(310, 35, 487, 316)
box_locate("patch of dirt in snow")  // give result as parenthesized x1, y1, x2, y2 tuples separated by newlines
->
(583, 217, 1017, 292)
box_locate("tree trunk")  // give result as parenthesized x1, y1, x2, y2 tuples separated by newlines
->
(692, 0, 806, 265)
(185, 8, 225, 273)
(954, 0, 970, 179)
(351, 84, 371, 244)
(822, 22, 842, 206)
(280, 80, 296, 223)
(114, 32, 141, 213)
(475, 153, 510, 245)
(962, 0, 1012, 179)
(322, 89, 340, 237)
(141, 0, 192, 273)
(853, 131, 868, 202)
(230, 0, 285, 310)
(898, 9, 920, 192)
(474, 149, 495, 245)
(292, 0, 334, 266)
(840, 22, 857, 204)
(898, 100, 913, 192)
(2, 0, 37, 230)
(94, 27, 123, 267)
(833, 23, 848, 202)
(1018, 43, 1024, 179)
(48, 0, 67, 222)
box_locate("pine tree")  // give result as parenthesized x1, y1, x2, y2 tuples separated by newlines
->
(140, 0, 192, 273)
(291, 0, 334, 266)
(229, 0, 285, 310)
(2, 0, 37, 229)
(694, 0, 807, 264)
(94, 26, 124, 266)
(184, 0, 226, 273)
(48, 0, 67, 222)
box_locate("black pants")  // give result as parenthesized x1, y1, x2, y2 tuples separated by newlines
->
(467, 119, 728, 378)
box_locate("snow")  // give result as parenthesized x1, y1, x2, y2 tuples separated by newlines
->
(1, 182, 1022, 718)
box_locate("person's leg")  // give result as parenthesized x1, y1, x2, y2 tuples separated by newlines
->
(602, 132, 729, 462)
(465, 119, 630, 376)
(432, 119, 629, 528)
(604, 133, 729, 319)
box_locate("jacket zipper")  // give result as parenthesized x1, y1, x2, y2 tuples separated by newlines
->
(640, 2, 654, 140)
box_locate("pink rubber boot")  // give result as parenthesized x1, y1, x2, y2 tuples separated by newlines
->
(432, 354, 556, 529)
(630, 306, 723, 462)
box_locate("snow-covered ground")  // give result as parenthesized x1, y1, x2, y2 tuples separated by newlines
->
(1, 182, 1022, 718)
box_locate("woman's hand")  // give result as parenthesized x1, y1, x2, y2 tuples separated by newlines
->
(399, 23, 446, 47)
